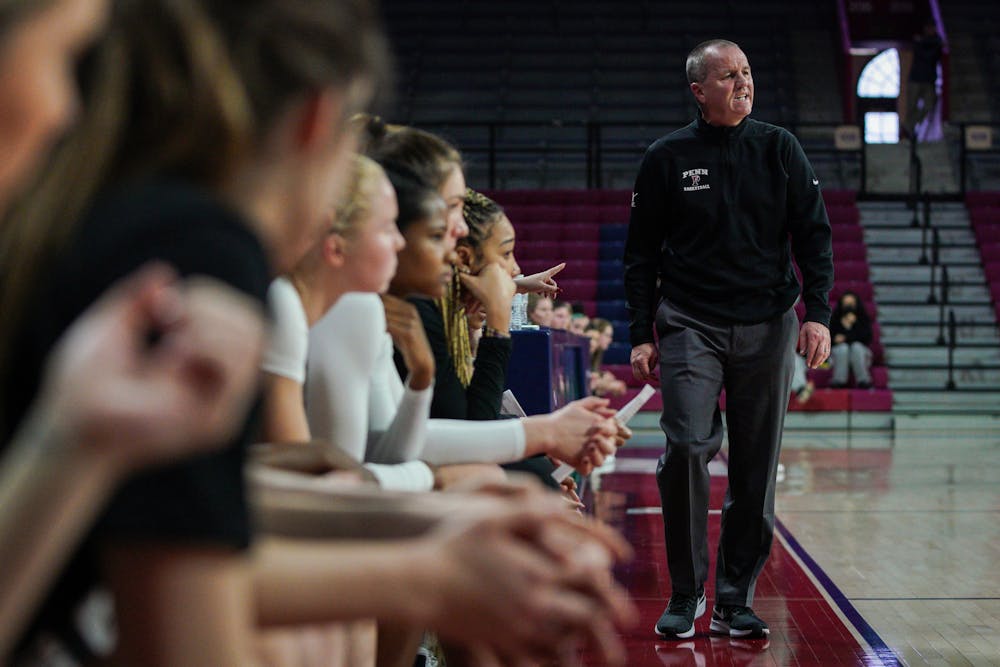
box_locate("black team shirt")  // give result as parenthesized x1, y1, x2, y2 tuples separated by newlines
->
(395, 297, 511, 421)
(2, 179, 270, 661)
(624, 116, 834, 346)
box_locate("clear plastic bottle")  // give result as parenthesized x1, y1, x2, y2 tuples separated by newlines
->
(510, 291, 527, 330)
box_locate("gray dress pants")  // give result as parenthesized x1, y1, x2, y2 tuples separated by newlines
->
(654, 298, 797, 606)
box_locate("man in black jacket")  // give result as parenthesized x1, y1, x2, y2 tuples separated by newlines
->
(624, 39, 833, 640)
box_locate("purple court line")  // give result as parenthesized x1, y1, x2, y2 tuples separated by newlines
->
(714, 450, 904, 667)
(773, 518, 903, 667)
(610, 447, 904, 663)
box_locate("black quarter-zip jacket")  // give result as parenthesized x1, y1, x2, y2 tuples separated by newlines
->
(624, 116, 834, 346)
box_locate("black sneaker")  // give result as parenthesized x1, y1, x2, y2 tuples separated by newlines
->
(709, 605, 769, 638)
(654, 589, 706, 639)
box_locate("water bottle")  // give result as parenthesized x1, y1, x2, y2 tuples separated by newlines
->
(510, 292, 527, 330)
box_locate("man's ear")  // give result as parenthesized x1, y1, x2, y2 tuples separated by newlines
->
(690, 81, 705, 106)
(292, 89, 345, 152)
(322, 232, 348, 269)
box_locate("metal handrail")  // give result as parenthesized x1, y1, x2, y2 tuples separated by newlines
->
(936, 265, 949, 346)
(919, 197, 931, 265)
(418, 119, 1000, 195)
(416, 120, 861, 190)
(928, 227, 940, 304)
(908, 136, 923, 213)
(945, 309, 957, 390)
(416, 119, 1000, 194)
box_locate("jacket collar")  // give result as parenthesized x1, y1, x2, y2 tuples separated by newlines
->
(694, 115, 749, 141)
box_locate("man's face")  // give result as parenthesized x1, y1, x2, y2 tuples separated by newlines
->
(691, 46, 753, 127)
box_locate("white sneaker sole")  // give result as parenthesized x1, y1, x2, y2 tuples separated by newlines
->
(709, 617, 770, 638)
(654, 595, 706, 639)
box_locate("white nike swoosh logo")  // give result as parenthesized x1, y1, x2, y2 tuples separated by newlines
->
(813, 179, 819, 185)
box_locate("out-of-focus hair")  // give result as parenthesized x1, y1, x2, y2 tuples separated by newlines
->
(360, 114, 462, 191)
(0, 0, 390, 402)
(359, 117, 467, 382)
(381, 162, 446, 234)
(331, 154, 386, 237)
(833, 290, 870, 323)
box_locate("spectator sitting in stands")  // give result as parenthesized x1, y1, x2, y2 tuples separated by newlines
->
(550, 299, 573, 330)
(829, 291, 873, 389)
(570, 309, 591, 336)
(587, 318, 627, 397)
(528, 294, 554, 327)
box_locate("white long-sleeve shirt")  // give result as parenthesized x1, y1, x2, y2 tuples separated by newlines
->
(309, 293, 527, 466)
(266, 281, 528, 490)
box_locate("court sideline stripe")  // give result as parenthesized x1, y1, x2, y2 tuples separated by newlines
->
(773, 518, 904, 667)
(713, 450, 904, 667)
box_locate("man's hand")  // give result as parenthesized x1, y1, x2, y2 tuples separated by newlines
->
(798, 321, 831, 369)
(629, 342, 658, 381)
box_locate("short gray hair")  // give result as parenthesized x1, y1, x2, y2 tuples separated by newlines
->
(686, 39, 740, 84)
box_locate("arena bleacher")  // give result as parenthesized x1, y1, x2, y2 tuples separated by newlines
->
(487, 187, 893, 414)
(968, 191, 1000, 325)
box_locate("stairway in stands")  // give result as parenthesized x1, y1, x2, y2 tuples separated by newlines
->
(864, 142, 959, 195)
(488, 189, 892, 415)
(860, 199, 1000, 414)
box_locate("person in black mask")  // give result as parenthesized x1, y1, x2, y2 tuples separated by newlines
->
(829, 291, 873, 388)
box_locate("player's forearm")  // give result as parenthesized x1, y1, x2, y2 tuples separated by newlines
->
(0, 407, 119, 655)
(252, 536, 437, 628)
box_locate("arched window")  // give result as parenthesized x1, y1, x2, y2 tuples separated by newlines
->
(858, 48, 900, 143)
(858, 48, 900, 98)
